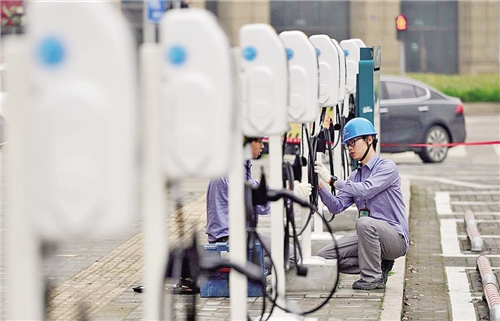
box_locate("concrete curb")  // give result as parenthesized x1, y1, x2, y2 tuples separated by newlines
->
(379, 176, 410, 321)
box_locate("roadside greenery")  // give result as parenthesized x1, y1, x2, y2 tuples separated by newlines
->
(406, 73, 500, 102)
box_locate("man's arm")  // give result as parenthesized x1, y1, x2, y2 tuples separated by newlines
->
(255, 203, 271, 215)
(318, 185, 354, 215)
(336, 159, 399, 199)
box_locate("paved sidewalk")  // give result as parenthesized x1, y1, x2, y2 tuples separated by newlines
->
(42, 176, 410, 321)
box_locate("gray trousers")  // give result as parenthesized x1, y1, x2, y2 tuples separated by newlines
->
(317, 217, 406, 282)
(257, 232, 296, 272)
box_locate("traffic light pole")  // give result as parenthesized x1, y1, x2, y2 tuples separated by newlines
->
(395, 14, 407, 77)
(400, 40, 406, 77)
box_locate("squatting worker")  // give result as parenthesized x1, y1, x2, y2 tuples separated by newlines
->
(206, 136, 270, 244)
(206, 136, 311, 270)
(313, 118, 409, 290)
(172, 137, 268, 294)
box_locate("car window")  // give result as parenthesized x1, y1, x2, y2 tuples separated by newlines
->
(430, 89, 445, 99)
(384, 81, 427, 100)
(415, 86, 426, 97)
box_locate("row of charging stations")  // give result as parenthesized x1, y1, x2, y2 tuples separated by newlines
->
(3, 2, 380, 320)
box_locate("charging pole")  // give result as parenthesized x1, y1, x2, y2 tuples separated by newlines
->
(6, 1, 138, 318)
(279, 31, 318, 262)
(158, 8, 233, 320)
(140, 43, 166, 320)
(309, 35, 342, 240)
(331, 38, 346, 181)
(4, 36, 44, 320)
(239, 23, 289, 318)
(340, 38, 365, 104)
(340, 38, 366, 171)
(228, 47, 247, 321)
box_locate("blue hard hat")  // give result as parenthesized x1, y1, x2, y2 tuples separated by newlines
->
(342, 118, 378, 145)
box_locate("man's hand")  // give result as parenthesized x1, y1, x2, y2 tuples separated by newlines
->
(294, 181, 312, 198)
(314, 161, 331, 184)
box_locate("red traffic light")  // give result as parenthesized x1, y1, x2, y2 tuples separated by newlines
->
(396, 14, 407, 31)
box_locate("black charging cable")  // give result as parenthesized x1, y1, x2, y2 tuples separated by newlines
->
(260, 206, 341, 317)
(290, 124, 318, 237)
(283, 161, 308, 276)
(250, 172, 342, 318)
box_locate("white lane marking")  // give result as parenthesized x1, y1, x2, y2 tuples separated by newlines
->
(435, 192, 453, 215)
(449, 191, 500, 195)
(403, 174, 499, 189)
(440, 219, 462, 257)
(445, 267, 477, 321)
(438, 212, 500, 216)
(494, 144, 500, 157)
(444, 254, 500, 258)
(435, 191, 500, 215)
(440, 218, 500, 258)
(465, 219, 500, 223)
(464, 267, 500, 270)
(458, 235, 500, 238)
(452, 201, 500, 205)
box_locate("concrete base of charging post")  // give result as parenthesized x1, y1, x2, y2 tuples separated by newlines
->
(285, 258, 337, 292)
(200, 242, 268, 298)
(326, 208, 358, 231)
(310, 207, 357, 254)
(310, 234, 346, 257)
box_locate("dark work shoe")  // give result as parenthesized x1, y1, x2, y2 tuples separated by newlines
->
(381, 259, 395, 284)
(352, 277, 385, 290)
(171, 278, 199, 295)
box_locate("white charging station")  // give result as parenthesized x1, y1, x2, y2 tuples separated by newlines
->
(160, 8, 233, 179)
(279, 30, 318, 266)
(275, 32, 337, 299)
(25, 0, 139, 240)
(331, 38, 346, 106)
(138, 8, 234, 320)
(340, 38, 366, 95)
(330, 38, 347, 180)
(328, 37, 348, 196)
(240, 24, 289, 136)
(240, 23, 295, 320)
(308, 35, 340, 241)
(309, 35, 340, 108)
(5, 1, 138, 319)
(279, 31, 318, 124)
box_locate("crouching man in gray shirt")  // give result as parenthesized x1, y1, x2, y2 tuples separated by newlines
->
(313, 118, 409, 290)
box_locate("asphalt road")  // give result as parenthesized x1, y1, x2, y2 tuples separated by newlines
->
(383, 112, 500, 321)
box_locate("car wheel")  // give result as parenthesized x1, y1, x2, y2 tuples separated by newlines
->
(418, 125, 449, 163)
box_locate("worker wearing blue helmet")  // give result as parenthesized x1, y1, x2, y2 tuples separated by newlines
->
(312, 117, 409, 290)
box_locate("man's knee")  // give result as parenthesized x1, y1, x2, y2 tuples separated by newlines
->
(317, 245, 336, 259)
(317, 248, 327, 258)
(355, 216, 374, 232)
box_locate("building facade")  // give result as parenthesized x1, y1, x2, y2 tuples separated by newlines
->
(2, 0, 498, 75)
(175, 0, 499, 75)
